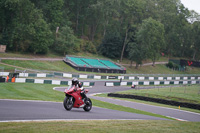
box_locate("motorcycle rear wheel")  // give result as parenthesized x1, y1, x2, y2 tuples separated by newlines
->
(63, 96, 74, 111)
(83, 98, 92, 112)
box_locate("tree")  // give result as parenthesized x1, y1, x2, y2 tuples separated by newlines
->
(89, 0, 121, 38)
(0, 0, 200, 59)
(188, 10, 200, 23)
(191, 22, 200, 60)
(119, 0, 145, 62)
(32, 0, 64, 31)
(128, 42, 147, 69)
(65, 0, 95, 36)
(158, 0, 190, 57)
(80, 40, 96, 54)
(137, 18, 165, 66)
(55, 25, 78, 55)
(0, 0, 53, 54)
(98, 31, 123, 58)
(127, 26, 148, 69)
(30, 16, 53, 54)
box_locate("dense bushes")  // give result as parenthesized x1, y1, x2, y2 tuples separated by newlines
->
(166, 62, 182, 71)
(0, 0, 200, 61)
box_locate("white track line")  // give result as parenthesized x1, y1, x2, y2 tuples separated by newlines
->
(0, 119, 148, 123)
(166, 116, 187, 121)
(0, 99, 61, 103)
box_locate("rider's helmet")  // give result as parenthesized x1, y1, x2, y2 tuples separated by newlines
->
(72, 77, 79, 86)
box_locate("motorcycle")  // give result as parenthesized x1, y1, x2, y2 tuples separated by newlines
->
(63, 85, 92, 112)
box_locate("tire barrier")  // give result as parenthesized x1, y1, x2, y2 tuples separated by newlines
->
(0, 76, 5, 82)
(108, 93, 200, 110)
(105, 80, 200, 86)
(13, 78, 95, 86)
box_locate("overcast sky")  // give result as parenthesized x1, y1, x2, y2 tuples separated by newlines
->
(181, 0, 200, 14)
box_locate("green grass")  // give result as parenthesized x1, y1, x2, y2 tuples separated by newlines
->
(1, 59, 200, 74)
(0, 52, 34, 58)
(126, 64, 200, 74)
(0, 83, 170, 120)
(1, 60, 74, 72)
(115, 85, 200, 104)
(0, 83, 64, 102)
(1, 52, 200, 74)
(0, 120, 200, 133)
(0, 63, 21, 72)
(0, 60, 110, 75)
(0, 51, 62, 58)
(0, 60, 116, 75)
(96, 93, 200, 114)
(92, 99, 171, 120)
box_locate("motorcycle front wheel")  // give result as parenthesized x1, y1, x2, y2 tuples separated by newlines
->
(63, 96, 74, 111)
(83, 98, 92, 112)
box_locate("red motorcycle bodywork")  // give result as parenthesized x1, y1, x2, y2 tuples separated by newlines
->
(64, 85, 88, 108)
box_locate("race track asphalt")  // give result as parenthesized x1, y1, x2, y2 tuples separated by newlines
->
(0, 99, 166, 122)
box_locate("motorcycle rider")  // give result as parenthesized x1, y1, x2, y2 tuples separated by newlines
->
(71, 77, 87, 103)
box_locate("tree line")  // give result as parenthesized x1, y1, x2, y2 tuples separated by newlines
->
(0, 0, 200, 67)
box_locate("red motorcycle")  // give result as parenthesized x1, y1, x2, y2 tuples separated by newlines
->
(63, 85, 92, 112)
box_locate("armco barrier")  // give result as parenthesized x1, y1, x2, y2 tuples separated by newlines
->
(14, 78, 95, 86)
(105, 80, 200, 86)
(17, 72, 200, 81)
(0, 72, 10, 76)
(108, 93, 200, 110)
(3, 72, 200, 83)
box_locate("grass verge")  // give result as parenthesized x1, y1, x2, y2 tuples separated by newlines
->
(1, 59, 200, 74)
(91, 98, 171, 120)
(1, 60, 74, 73)
(0, 120, 200, 133)
(0, 60, 119, 75)
(114, 85, 200, 104)
(96, 93, 200, 114)
(126, 64, 200, 74)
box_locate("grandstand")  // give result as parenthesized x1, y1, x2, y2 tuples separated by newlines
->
(82, 58, 107, 68)
(68, 57, 89, 67)
(64, 56, 126, 74)
(99, 59, 121, 69)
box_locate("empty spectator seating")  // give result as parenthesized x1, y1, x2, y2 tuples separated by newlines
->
(100, 60, 121, 69)
(67, 57, 89, 67)
(64, 56, 126, 73)
(82, 58, 107, 68)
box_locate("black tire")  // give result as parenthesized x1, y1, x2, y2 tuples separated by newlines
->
(83, 98, 92, 112)
(63, 96, 74, 111)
